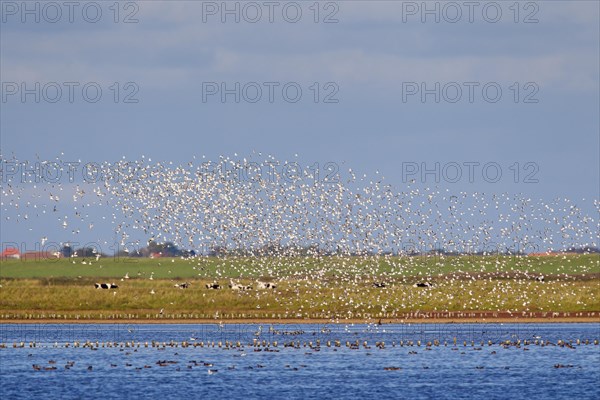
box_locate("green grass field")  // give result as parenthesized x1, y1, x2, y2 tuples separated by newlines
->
(1, 254, 598, 279)
(1, 255, 598, 321)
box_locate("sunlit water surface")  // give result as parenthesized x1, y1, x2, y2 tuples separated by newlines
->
(1, 323, 599, 399)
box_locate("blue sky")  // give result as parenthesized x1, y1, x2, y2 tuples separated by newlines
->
(1, 1, 598, 251)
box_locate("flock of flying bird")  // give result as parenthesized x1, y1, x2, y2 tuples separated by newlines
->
(1, 153, 598, 315)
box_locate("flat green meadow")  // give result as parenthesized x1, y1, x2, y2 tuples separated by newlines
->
(1, 254, 598, 321)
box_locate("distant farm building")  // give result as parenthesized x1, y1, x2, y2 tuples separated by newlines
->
(1, 248, 20, 260)
(1, 248, 61, 260)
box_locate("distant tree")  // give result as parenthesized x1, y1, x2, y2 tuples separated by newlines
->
(162, 242, 180, 257)
(181, 249, 196, 258)
(208, 245, 228, 257)
(565, 246, 600, 254)
(144, 240, 183, 257)
(60, 245, 73, 258)
(75, 247, 98, 257)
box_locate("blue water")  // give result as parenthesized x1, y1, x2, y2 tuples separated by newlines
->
(1, 323, 599, 399)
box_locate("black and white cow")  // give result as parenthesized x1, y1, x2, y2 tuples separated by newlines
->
(205, 283, 221, 289)
(256, 281, 276, 290)
(229, 281, 252, 291)
(413, 282, 432, 288)
(174, 282, 190, 289)
(95, 283, 118, 289)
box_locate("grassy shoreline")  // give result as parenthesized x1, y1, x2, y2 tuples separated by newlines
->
(2, 316, 599, 324)
(1, 277, 598, 323)
(2, 255, 598, 323)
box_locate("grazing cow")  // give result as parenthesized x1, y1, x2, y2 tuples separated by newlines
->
(413, 282, 432, 288)
(256, 281, 277, 290)
(205, 283, 221, 290)
(229, 281, 251, 291)
(535, 276, 545, 282)
(372, 282, 386, 288)
(95, 283, 118, 289)
(174, 282, 190, 289)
